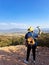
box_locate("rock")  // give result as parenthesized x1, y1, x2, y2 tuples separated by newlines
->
(0, 45, 49, 65)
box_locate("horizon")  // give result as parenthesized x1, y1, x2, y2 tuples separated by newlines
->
(0, 0, 49, 29)
(0, 26, 49, 30)
(0, 27, 49, 34)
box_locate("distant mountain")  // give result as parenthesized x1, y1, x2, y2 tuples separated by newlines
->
(41, 28, 49, 33)
(35, 28, 49, 33)
(0, 28, 27, 34)
(0, 28, 49, 34)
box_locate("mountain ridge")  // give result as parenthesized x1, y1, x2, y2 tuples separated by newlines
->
(0, 28, 49, 33)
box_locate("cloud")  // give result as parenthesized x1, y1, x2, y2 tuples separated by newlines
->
(0, 22, 28, 29)
(0, 21, 49, 30)
(0, 23, 8, 25)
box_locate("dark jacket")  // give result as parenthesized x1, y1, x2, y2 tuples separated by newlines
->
(25, 32, 38, 46)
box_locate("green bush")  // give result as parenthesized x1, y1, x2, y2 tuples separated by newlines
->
(37, 33, 49, 47)
(0, 33, 49, 47)
(11, 36, 24, 45)
(0, 36, 12, 47)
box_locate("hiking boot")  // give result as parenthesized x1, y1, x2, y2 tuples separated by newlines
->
(24, 59, 29, 64)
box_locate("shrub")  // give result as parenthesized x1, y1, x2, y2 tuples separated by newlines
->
(37, 33, 49, 47)
(11, 36, 24, 45)
(0, 33, 49, 47)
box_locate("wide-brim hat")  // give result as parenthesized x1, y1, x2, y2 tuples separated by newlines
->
(28, 27, 34, 32)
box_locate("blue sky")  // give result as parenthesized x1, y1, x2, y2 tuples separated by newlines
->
(0, 0, 49, 29)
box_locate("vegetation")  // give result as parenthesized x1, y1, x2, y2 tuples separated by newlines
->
(0, 33, 49, 47)
(37, 33, 49, 47)
(0, 35, 25, 47)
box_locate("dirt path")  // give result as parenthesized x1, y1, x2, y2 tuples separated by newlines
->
(0, 45, 49, 65)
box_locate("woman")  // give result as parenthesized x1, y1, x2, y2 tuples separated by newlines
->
(24, 26, 41, 64)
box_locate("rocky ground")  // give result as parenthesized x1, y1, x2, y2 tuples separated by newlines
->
(0, 45, 49, 65)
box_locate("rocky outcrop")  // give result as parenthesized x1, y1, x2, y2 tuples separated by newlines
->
(0, 45, 49, 65)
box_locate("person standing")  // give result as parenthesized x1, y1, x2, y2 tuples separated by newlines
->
(24, 26, 41, 64)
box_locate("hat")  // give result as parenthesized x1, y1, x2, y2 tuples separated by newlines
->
(28, 26, 34, 32)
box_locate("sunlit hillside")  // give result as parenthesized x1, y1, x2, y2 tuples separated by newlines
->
(0, 32, 49, 47)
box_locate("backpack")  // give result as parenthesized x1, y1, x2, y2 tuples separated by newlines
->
(26, 37, 35, 45)
(25, 32, 35, 46)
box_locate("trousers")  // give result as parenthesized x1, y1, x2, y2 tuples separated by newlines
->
(26, 44, 36, 61)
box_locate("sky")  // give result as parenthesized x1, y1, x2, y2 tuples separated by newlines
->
(0, 0, 49, 29)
